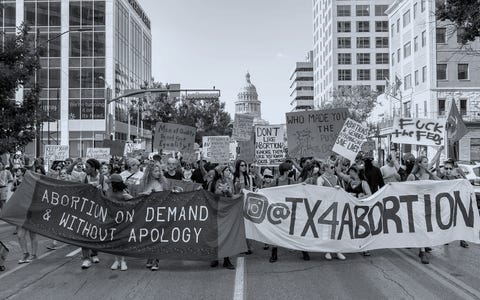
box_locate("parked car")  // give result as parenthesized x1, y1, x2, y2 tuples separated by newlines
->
(457, 164, 480, 208)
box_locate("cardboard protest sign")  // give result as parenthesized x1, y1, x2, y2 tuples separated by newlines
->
(255, 125, 286, 166)
(286, 108, 348, 158)
(154, 122, 196, 156)
(392, 117, 445, 146)
(332, 118, 369, 162)
(101, 140, 126, 157)
(86, 148, 111, 163)
(244, 180, 480, 252)
(44, 145, 69, 168)
(237, 130, 255, 164)
(0, 172, 247, 260)
(202, 136, 230, 164)
(232, 114, 254, 141)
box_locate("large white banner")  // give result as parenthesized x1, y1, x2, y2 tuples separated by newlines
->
(243, 180, 480, 252)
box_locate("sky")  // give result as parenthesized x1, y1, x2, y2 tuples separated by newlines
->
(139, 0, 313, 125)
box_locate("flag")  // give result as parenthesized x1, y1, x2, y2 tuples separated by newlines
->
(446, 101, 468, 142)
(392, 75, 402, 97)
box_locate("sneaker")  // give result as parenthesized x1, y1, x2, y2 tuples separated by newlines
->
(111, 260, 120, 270)
(460, 241, 469, 248)
(210, 260, 219, 268)
(81, 259, 92, 269)
(29, 255, 38, 261)
(46, 242, 59, 250)
(146, 259, 153, 268)
(18, 253, 31, 264)
(419, 251, 429, 264)
(223, 258, 235, 270)
(263, 244, 269, 250)
(425, 247, 432, 253)
(120, 260, 128, 271)
(302, 251, 310, 261)
(243, 250, 253, 255)
(336, 253, 346, 260)
(0, 266, 5, 271)
(91, 256, 100, 264)
(151, 260, 159, 271)
(325, 253, 332, 260)
(362, 251, 371, 256)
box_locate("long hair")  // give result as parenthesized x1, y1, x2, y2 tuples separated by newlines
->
(142, 162, 168, 189)
(348, 164, 367, 181)
(410, 155, 428, 176)
(234, 160, 250, 187)
(210, 170, 221, 193)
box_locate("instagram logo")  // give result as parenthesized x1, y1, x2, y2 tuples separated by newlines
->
(244, 193, 269, 223)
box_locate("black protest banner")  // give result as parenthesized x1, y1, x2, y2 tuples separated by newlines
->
(0, 172, 247, 260)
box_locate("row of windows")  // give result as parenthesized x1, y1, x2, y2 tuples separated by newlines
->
(338, 69, 389, 81)
(338, 21, 389, 33)
(437, 64, 469, 80)
(392, 31, 426, 66)
(337, 85, 386, 94)
(338, 53, 389, 65)
(337, 4, 388, 17)
(391, 0, 426, 37)
(338, 37, 388, 49)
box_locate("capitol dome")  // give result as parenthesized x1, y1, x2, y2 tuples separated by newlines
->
(237, 72, 258, 101)
(235, 72, 268, 125)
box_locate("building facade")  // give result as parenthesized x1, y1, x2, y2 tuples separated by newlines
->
(372, 0, 480, 161)
(235, 72, 268, 125)
(312, 0, 393, 107)
(1, 0, 152, 157)
(289, 51, 314, 111)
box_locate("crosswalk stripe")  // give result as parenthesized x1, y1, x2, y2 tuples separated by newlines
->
(66, 247, 82, 257)
(233, 257, 246, 300)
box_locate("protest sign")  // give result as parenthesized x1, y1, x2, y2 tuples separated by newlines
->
(332, 118, 369, 162)
(391, 117, 445, 146)
(237, 128, 255, 163)
(286, 108, 349, 158)
(44, 145, 69, 168)
(202, 136, 230, 164)
(361, 140, 376, 157)
(0, 172, 247, 260)
(124, 142, 142, 156)
(86, 148, 111, 163)
(232, 114, 254, 141)
(230, 141, 238, 162)
(154, 122, 196, 156)
(244, 180, 480, 252)
(255, 125, 286, 166)
(101, 140, 126, 157)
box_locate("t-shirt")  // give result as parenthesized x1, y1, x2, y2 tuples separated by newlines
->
(120, 170, 144, 186)
(164, 170, 183, 180)
(380, 165, 400, 183)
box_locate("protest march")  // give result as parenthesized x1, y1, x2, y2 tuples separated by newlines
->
(0, 108, 478, 273)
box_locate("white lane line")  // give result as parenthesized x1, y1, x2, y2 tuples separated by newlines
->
(0, 244, 67, 281)
(233, 257, 245, 300)
(392, 249, 480, 299)
(66, 247, 82, 257)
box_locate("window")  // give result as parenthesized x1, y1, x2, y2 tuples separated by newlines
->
(396, 19, 400, 32)
(376, 53, 389, 64)
(404, 74, 412, 89)
(436, 28, 446, 43)
(404, 102, 411, 117)
(413, 3, 418, 18)
(421, 0, 426, 12)
(422, 30, 426, 47)
(392, 53, 395, 66)
(376, 69, 389, 80)
(338, 21, 351, 32)
(338, 53, 352, 64)
(424, 101, 428, 117)
(437, 64, 447, 80)
(438, 99, 446, 116)
(403, 10, 411, 27)
(415, 70, 419, 85)
(422, 66, 427, 82)
(375, 5, 389, 16)
(338, 69, 352, 81)
(460, 99, 467, 116)
(338, 37, 351, 48)
(357, 69, 371, 81)
(471, 139, 480, 161)
(397, 48, 401, 62)
(356, 5, 370, 16)
(458, 64, 469, 80)
(391, 24, 395, 37)
(357, 37, 370, 48)
(376, 21, 388, 32)
(357, 53, 370, 64)
(357, 21, 370, 32)
(403, 42, 411, 58)
(376, 85, 386, 93)
(457, 27, 466, 44)
(414, 36, 419, 51)
(376, 37, 389, 48)
(337, 5, 351, 16)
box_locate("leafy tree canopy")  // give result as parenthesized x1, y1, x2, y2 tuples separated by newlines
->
(436, 0, 480, 44)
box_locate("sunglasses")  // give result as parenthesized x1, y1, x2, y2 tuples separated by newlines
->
(444, 167, 452, 170)
(264, 175, 273, 179)
(240, 164, 246, 167)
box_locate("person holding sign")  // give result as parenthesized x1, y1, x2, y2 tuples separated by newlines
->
(407, 155, 441, 264)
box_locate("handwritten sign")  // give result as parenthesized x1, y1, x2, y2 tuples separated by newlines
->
(86, 148, 111, 163)
(101, 140, 126, 157)
(154, 122, 196, 155)
(332, 118, 369, 162)
(232, 114, 254, 141)
(255, 125, 286, 166)
(202, 136, 230, 163)
(237, 128, 255, 163)
(44, 145, 69, 167)
(286, 108, 349, 158)
(391, 117, 445, 146)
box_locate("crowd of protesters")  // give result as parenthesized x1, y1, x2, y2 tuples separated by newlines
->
(0, 144, 473, 271)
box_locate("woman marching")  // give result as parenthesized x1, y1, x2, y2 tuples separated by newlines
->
(233, 160, 254, 255)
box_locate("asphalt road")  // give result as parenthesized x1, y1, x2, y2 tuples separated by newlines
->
(1, 221, 480, 300)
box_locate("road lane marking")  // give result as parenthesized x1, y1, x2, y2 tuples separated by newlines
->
(66, 247, 82, 257)
(0, 244, 67, 281)
(233, 257, 245, 300)
(392, 249, 480, 299)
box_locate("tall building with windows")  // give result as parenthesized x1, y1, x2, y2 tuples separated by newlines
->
(372, 0, 480, 161)
(1, 0, 152, 157)
(312, 0, 393, 107)
(289, 51, 314, 111)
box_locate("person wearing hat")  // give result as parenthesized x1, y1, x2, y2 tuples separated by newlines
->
(262, 168, 274, 187)
(119, 158, 144, 197)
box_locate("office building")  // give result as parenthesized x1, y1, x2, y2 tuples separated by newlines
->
(289, 51, 314, 111)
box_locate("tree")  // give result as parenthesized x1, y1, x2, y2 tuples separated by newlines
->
(320, 86, 378, 123)
(436, 0, 480, 44)
(0, 24, 43, 154)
